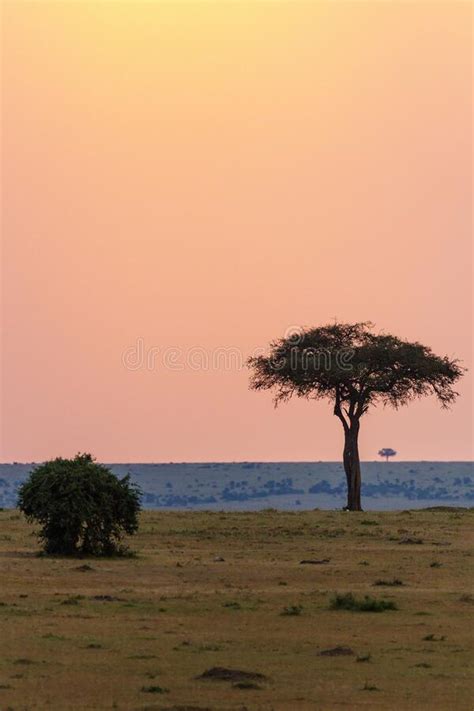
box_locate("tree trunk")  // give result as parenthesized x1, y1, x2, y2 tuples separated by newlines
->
(343, 422, 362, 511)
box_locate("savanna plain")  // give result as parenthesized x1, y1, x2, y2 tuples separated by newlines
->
(1, 509, 473, 711)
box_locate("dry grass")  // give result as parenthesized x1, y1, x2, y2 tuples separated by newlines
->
(0, 508, 473, 710)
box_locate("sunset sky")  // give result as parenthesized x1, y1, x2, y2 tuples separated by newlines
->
(2, 1, 472, 463)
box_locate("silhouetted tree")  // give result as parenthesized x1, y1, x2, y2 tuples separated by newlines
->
(248, 322, 463, 511)
(18, 453, 141, 555)
(378, 448, 397, 462)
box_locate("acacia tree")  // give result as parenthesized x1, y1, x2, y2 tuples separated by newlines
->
(378, 448, 397, 462)
(248, 322, 463, 511)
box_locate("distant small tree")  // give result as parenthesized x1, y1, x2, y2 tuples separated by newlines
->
(248, 322, 463, 511)
(378, 448, 397, 462)
(18, 453, 141, 555)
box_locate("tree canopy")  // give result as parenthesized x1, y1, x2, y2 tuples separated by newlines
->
(248, 321, 462, 418)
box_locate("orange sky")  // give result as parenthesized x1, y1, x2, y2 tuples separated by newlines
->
(1, 1, 472, 462)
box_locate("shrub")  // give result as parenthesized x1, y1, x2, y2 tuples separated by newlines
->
(329, 593, 397, 612)
(18, 453, 141, 556)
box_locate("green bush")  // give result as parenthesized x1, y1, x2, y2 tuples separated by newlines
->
(330, 592, 397, 612)
(18, 453, 141, 556)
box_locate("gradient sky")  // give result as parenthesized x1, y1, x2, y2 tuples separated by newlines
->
(1, 1, 472, 463)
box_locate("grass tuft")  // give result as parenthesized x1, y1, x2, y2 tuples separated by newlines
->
(362, 681, 379, 691)
(373, 578, 404, 587)
(222, 601, 241, 610)
(141, 685, 169, 694)
(330, 593, 397, 612)
(280, 605, 303, 616)
(423, 634, 445, 642)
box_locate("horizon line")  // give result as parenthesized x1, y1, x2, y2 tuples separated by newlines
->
(1, 459, 473, 466)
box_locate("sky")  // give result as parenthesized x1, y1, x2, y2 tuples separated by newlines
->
(1, 1, 472, 463)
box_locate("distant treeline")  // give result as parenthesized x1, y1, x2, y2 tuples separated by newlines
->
(1, 463, 472, 510)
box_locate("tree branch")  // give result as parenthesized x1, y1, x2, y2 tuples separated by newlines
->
(334, 385, 349, 432)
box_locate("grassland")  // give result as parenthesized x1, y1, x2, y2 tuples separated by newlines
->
(0, 508, 473, 710)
